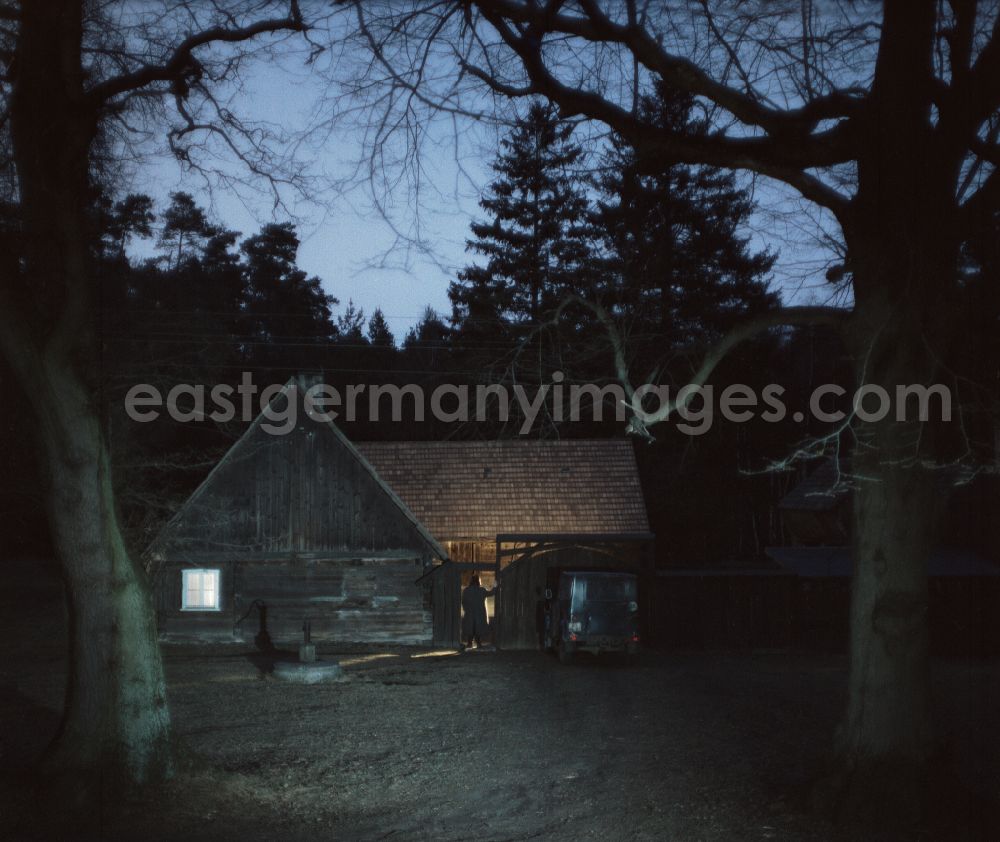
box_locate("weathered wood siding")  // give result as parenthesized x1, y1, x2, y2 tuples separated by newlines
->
(444, 541, 496, 563)
(426, 562, 462, 646)
(151, 420, 437, 559)
(148, 395, 441, 644)
(156, 556, 432, 645)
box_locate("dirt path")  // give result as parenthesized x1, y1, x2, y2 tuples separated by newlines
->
(124, 646, 854, 841)
(1, 561, 997, 841)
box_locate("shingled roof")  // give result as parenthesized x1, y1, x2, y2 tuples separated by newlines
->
(356, 439, 650, 542)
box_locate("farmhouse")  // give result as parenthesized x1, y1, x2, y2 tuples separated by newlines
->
(147, 376, 652, 648)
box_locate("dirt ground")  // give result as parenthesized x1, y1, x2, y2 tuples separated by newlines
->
(1, 560, 998, 841)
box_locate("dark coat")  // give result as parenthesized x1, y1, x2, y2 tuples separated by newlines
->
(461, 583, 495, 640)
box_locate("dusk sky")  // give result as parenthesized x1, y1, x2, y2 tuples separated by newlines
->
(127, 39, 842, 336)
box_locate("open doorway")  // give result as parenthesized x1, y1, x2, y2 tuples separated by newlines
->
(459, 568, 497, 645)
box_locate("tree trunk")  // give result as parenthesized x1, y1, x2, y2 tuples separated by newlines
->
(831, 402, 936, 822)
(38, 354, 173, 787)
(815, 4, 965, 818)
(820, 234, 955, 825)
(0, 0, 174, 789)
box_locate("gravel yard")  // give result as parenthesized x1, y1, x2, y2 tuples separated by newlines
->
(1, 561, 997, 841)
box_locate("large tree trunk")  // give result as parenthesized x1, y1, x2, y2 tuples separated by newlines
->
(823, 183, 958, 828)
(811, 262, 950, 826)
(0, 0, 174, 788)
(30, 351, 174, 787)
(838, 445, 934, 814)
(827, 302, 939, 821)
(814, 3, 964, 822)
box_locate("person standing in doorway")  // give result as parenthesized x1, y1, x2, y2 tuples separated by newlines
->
(461, 575, 496, 649)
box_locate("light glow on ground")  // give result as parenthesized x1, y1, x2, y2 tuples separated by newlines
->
(338, 653, 401, 667)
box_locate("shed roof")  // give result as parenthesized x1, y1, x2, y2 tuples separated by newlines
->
(766, 545, 1000, 578)
(356, 438, 650, 542)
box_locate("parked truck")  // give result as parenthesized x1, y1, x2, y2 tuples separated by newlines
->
(542, 569, 640, 664)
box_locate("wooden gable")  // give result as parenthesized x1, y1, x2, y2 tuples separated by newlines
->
(146, 379, 445, 564)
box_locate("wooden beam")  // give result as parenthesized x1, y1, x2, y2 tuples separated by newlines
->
(495, 532, 655, 544)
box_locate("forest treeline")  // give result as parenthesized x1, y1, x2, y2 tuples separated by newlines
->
(3, 95, 850, 564)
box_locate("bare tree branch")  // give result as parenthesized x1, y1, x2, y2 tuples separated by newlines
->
(88, 6, 307, 106)
(476, 0, 864, 134)
(547, 294, 848, 437)
(463, 55, 853, 218)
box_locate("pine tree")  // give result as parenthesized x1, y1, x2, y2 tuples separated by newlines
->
(401, 306, 451, 374)
(595, 84, 778, 351)
(449, 101, 598, 350)
(198, 228, 246, 330)
(241, 222, 337, 367)
(337, 299, 367, 344)
(367, 307, 396, 348)
(101, 193, 155, 260)
(139, 194, 245, 329)
(158, 191, 214, 270)
(404, 306, 450, 350)
(591, 85, 783, 575)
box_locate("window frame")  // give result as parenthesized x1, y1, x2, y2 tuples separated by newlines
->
(180, 567, 222, 612)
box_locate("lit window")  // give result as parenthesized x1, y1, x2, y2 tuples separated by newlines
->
(181, 568, 220, 611)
